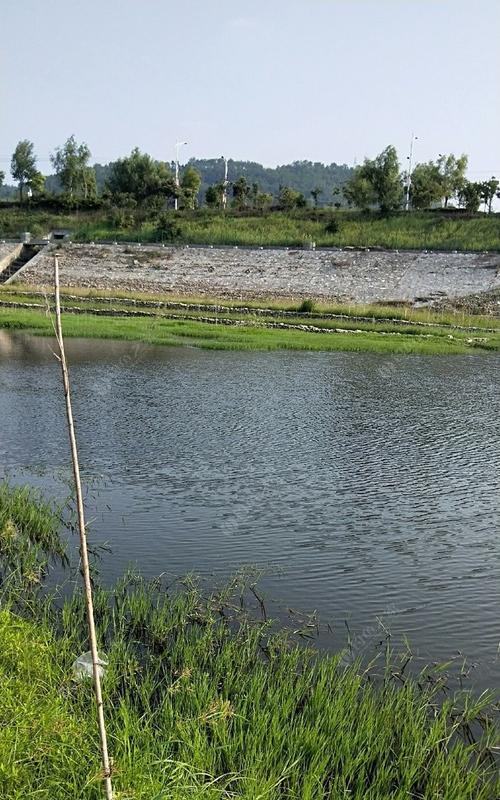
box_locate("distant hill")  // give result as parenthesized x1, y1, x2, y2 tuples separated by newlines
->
(1, 158, 354, 205)
(186, 158, 353, 205)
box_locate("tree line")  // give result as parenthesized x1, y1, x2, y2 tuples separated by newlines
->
(1, 137, 498, 215)
(343, 146, 498, 214)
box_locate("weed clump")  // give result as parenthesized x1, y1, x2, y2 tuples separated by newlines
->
(298, 298, 315, 313)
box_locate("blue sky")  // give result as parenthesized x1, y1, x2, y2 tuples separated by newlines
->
(1, 0, 498, 181)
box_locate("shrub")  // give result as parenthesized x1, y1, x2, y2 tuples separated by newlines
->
(325, 217, 340, 235)
(298, 298, 315, 313)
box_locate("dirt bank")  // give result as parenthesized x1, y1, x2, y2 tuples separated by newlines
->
(16, 243, 500, 306)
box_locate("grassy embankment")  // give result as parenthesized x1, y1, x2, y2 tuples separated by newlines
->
(1, 285, 499, 354)
(1, 482, 499, 799)
(1, 206, 500, 250)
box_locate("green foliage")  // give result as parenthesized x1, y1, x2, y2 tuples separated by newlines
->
(29, 170, 46, 197)
(479, 178, 499, 213)
(278, 185, 306, 210)
(50, 135, 93, 199)
(324, 216, 340, 234)
(436, 153, 468, 207)
(344, 146, 403, 213)
(232, 176, 251, 210)
(10, 140, 38, 202)
(343, 173, 374, 210)
(254, 190, 273, 211)
(298, 298, 315, 312)
(187, 158, 353, 205)
(180, 165, 202, 209)
(0, 484, 65, 591)
(155, 212, 182, 242)
(1, 293, 498, 355)
(205, 183, 223, 208)
(368, 145, 403, 213)
(310, 186, 323, 206)
(0, 206, 499, 251)
(410, 161, 443, 209)
(458, 181, 483, 213)
(106, 148, 175, 205)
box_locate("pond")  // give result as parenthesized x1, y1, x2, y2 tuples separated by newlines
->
(1, 331, 499, 688)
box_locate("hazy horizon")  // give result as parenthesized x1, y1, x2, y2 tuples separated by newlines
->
(2, 0, 499, 182)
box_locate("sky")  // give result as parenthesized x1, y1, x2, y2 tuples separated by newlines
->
(1, 0, 499, 182)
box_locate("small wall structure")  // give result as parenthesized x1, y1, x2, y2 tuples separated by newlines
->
(0, 243, 23, 278)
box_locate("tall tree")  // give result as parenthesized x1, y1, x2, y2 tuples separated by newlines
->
(436, 154, 468, 207)
(250, 182, 260, 209)
(81, 166, 97, 200)
(29, 171, 45, 198)
(343, 172, 375, 210)
(51, 135, 92, 198)
(180, 165, 202, 209)
(365, 146, 403, 213)
(479, 177, 499, 213)
(410, 162, 443, 209)
(310, 187, 323, 207)
(11, 140, 38, 202)
(457, 180, 482, 213)
(278, 186, 306, 210)
(232, 176, 251, 210)
(343, 146, 402, 213)
(0, 170, 4, 188)
(205, 183, 225, 208)
(106, 148, 174, 204)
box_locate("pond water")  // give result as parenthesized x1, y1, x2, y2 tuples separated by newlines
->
(1, 332, 499, 688)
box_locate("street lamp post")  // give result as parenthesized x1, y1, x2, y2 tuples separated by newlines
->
(405, 133, 418, 212)
(221, 156, 228, 210)
(174, 141, 188, 211)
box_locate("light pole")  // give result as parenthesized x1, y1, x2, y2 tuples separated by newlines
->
(221, 155, 228, 210)
(174, 141, 187, 211)
(405, 133, 418, 212)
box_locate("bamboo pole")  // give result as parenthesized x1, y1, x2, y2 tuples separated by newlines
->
(53, 255, 114, 800)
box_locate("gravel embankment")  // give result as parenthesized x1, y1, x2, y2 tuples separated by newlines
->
(16, 243, 500, 305)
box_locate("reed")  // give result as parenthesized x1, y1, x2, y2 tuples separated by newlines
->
(0, 483, 499, 799)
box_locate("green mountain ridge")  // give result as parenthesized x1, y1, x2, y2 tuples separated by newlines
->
(1, 158, 354, 205)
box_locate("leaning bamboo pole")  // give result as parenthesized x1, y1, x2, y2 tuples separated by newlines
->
(53, 255, 114, 800)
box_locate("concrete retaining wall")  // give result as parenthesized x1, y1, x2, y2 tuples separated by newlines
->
(15, 242, 500, 304)
(0, 243, 22, 277)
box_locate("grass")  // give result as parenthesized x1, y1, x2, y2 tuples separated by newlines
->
(1, 287, 499, 354)
(1, 206, 500, 251)
(0, 483, 499, 799)
(7, 282, 500, 328)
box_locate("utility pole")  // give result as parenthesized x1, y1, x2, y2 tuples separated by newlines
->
(174, 141, 187, 211)
(221, 156, 228, 210)
(405, 133, 418, 212)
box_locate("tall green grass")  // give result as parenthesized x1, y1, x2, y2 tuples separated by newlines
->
(1, 207, 499, 250)
(0, 483, 499, 799)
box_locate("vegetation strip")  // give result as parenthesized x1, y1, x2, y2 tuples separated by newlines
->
(0, 299, 497, 351)
(1, 483, 499, 799)
(2, 288, 498, 332)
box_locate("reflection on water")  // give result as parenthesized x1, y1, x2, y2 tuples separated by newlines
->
(1, 332, 499, 688)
